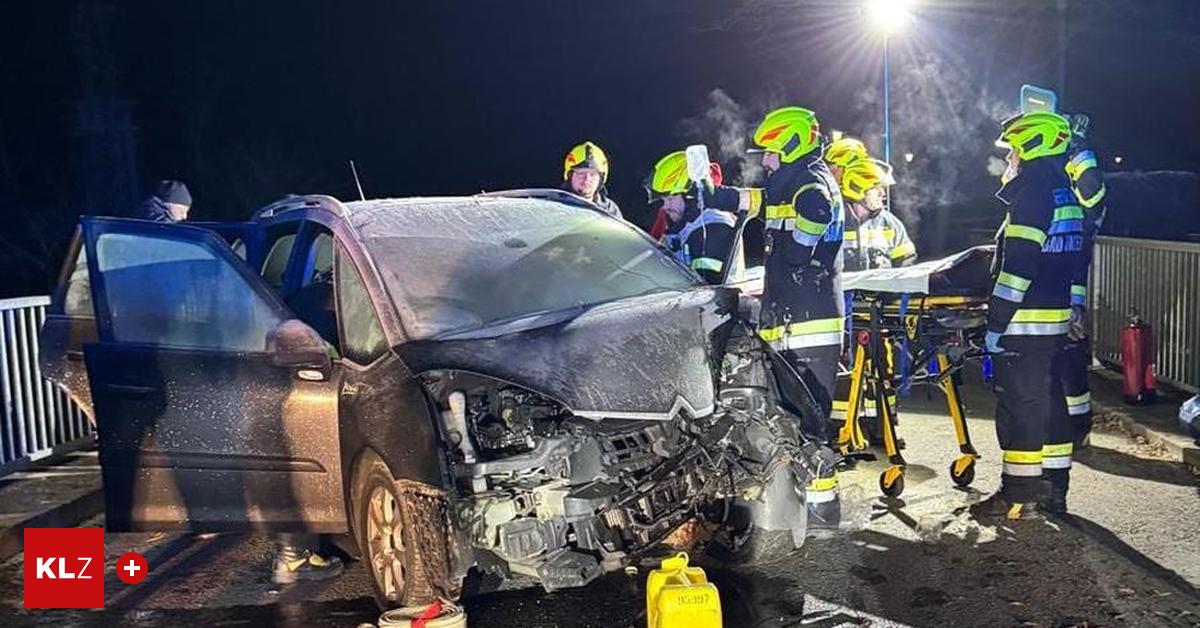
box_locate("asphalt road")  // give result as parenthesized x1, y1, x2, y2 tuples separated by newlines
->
(1, 380, 1197, 627)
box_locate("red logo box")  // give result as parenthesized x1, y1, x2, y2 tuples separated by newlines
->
(24, 528, 105, 609)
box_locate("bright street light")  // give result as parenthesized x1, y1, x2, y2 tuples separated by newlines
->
(865, 0, 914, 35)
(904, 152, 914, 163)
(862, 0, 915, 164)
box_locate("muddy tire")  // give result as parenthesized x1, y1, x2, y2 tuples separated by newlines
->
(354, 457, 432, 611)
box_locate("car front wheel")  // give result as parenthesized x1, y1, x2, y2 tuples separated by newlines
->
(356, 457, 429, 610)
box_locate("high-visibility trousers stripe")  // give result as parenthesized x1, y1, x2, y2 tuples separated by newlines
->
(1003, 462, 1043, 477)
(1042, 442, 1073, 469)
(1066, 392, 1091, 416)
(1002, 449, 1042, 477)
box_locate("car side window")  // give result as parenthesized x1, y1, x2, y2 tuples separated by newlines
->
(308, 232, 334, 284)
(334, 244, 387, 364)
(94, 232, 282, 352)
(64, 246, 93, 318)
(283, 230, 338, 347)
(261, 233, 297, 290)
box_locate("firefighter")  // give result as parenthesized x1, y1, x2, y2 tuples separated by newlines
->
(646, 150, 736, 284)
(708, 106, 846, 528)
(824, 136, 870, 182)
(1062, 123, 1107, 452)
(840, 159, 917, 271)
(977, 111, 1084, 520)
(563, 141, 622, 218)
(832, 158, 915, 446)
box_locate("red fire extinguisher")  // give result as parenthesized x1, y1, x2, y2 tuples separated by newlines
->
(1120, 314, 1157, 405)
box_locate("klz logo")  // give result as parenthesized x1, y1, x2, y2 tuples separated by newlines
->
(24, 528, 104, 608)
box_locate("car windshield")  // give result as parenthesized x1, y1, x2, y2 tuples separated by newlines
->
(355, 198, 701, 339)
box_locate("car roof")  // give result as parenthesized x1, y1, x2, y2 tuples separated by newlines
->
(253, 188, 605, 228)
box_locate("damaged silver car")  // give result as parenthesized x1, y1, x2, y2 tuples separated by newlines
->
(40, 190, 836, 609)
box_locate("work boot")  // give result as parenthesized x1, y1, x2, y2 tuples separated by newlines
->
(272, 545, 344, 584)
(969, 492, 1042, 522)
(1040, 470, 1070, 516)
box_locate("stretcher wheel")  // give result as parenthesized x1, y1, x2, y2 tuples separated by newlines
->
(949, 456, 976, 487)
(879, 466, 905, 498)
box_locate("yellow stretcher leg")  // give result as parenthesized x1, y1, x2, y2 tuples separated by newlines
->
(838, 342, 869, 453)
(937, 354, 979, 488)
(874, 339, 906, 498)
(876, 375, 906, 498)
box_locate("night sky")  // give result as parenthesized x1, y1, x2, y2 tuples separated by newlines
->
(1, 1, 1198, 297)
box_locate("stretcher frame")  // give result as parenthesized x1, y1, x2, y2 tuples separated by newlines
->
(836, 293, 986, 498)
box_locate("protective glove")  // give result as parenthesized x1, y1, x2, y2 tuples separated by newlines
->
(985, 330, 1004, 354)
(1068, 306, 1087, 342)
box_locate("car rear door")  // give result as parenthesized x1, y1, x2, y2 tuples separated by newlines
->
(79, 217, 346, 532)
(39, 229, 99, 420)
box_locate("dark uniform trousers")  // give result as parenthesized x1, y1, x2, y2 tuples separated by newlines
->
(1062, 336, 1093, 447)
(993, 336, 1072, 502)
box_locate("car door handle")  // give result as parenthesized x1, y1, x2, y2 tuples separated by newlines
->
(67, 351, 85, 362)
(105, 384, 159, 396)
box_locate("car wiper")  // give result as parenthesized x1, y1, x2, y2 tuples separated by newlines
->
(433, 304, 588, 341)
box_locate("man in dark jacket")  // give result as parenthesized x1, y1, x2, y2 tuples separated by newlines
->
(139, 180, 193, 222)
(978, 111, 1084, 520)
(562, 141, 622, 218)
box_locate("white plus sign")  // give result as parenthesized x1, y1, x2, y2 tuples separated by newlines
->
(123, 560, 141, 578)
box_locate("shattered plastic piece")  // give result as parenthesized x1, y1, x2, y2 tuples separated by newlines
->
(838, 484, 871, 533)
(916, 513, 957, 543)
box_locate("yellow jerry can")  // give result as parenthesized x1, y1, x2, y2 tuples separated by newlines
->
(646, 552, 722, 628)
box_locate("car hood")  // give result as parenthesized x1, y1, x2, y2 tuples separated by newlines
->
(398, 288, 738, 420)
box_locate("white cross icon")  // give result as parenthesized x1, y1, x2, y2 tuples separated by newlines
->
(123, 560, 141, 578)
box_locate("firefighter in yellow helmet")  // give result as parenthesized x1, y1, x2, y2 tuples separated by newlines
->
(645, 150, 736, 284)
(706, 106, 846, 531)
(840, 159, 917, 271)
(828, 158, 915, 448)
(562, 141, 622, 218)
(975, 110, 1084, 521)
(824, 137, 870, 183)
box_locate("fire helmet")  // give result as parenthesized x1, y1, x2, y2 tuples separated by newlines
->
(646, 151, 689, 197)
(997, 112, 1072, 162)
(840, 159, 894, 202)
(751, 107, 822, 164)
(563, 141, 610, 182)
(824, 137, 870, 169)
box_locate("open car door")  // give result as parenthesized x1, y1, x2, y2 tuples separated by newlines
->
(78, 217, 346, 532)
(40, 220, 263, 423)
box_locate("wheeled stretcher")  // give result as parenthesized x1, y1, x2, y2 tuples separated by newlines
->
(836, 246, 996, 498)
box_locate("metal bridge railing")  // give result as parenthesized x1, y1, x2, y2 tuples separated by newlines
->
(1091, 236, 1200, 392)
(1, 296, 92, 472)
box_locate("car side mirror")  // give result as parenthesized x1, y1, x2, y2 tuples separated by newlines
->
(267, 319, 331, 371)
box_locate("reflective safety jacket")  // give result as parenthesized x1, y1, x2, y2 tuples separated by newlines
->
(989, 154, 1084, 343)
(843, 209, 917, 272)
(711, 153, 845, 351)
(664, 207, 737, 285)
(1064, 147, 1106, 308)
